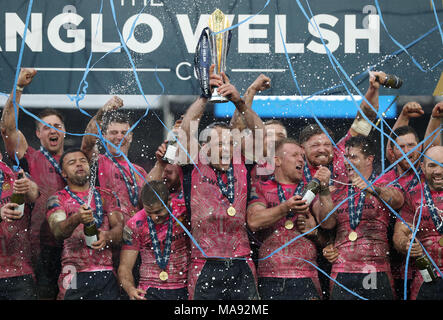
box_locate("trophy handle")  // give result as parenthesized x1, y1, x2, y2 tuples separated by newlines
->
(209, 87, 229, 103)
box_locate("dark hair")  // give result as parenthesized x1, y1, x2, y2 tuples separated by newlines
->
(264, 119, 286, 128)
(101, 110, 133, 134)
(275, 137, 301, 153)
(299, 124, 334, 145)
(141, 181, 170, 207)
(35, 108, 65, 128)
(59, 147, 87, 169)
(203, 121, 232, 143)
(392, 125, 420, 144)
(345, 136, 376, 158)
(205, 121, 231, 131)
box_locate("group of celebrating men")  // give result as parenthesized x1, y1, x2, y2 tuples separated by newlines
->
(0, 66, 441, 300)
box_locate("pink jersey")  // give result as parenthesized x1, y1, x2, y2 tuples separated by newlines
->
(0, 162, 33, 279)
(122, 191, 190, 290)
(249, 179, 318, 278)
(400, 183, 443, 299)
(179, 159, 251, 260)
(46, 187, 120, 298)
(97, 154, 147, 222)
(24, 146, 66, 252)
(380, 168, 423, 280)
(381, 168, 424, 192)
(303, 131, 352, 188)
(330, 177, 397, 274)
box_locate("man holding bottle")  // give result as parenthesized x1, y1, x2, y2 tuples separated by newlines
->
(46, 148, 123, 300)
(0, 165, 39, 300)
(321, 136, 404, 299)
(1, 67, 68, 299)
(300, 71, 387, 190)
(177, 67, 264, 300)
(393, 145, 443, 300)
(247, 138, 332, 299)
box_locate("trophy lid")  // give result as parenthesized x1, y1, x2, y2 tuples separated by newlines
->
(208, 8, 231, 32)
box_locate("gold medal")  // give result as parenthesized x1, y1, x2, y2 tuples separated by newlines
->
(2, 183, 10, 191)
(348, 231, 358, 242)
(284, 220, 294, 230)
(130, 210, 136, 217)
(159, 271, 168, 281)
(439, 237, 443, 247)
(227, 206, 236, 217)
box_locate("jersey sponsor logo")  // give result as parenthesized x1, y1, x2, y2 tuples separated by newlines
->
(162, 231, 187, 245)
(201, 175, 238, 186)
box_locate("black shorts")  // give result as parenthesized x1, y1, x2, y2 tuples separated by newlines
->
(416, 277, 443, 300)
(34, 244, 62, 300)
(330, 272, 394, 300)
(0, 275, 37, 300)
(64, 271, 120, 300)
(193, 259, 259, 300)
(258, 277, 321, 300)
(144, 287, 188, 300)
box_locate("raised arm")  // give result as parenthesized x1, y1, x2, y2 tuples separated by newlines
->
(0, 68, 37, 160)
(81, 96, 123, 160)
(230, 74, 270, 131)
(386, 102, 424, 163)
(350, 71, 383, 137)
(423, 102, 442, 150)
(147, 142, 168, 181)
(218, 73, 265, 135)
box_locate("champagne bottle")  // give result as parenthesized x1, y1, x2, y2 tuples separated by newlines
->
(375, 73, 403, 89)
(162, 130, 178, 164)
(415, 254, 437, 283)
(301, 178, 321, 205)
(10, 172, 25, 218)
(84, 219, 99, 248)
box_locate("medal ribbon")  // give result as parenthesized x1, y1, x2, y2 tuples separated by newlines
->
(276, 181, 304, 218)
(105, 153, 139, 207)
(348, 171, 377, 230)
(216, 163, 235, 205)
(64, 186, 104, 228)
(146, 215, 173, 271)
(423, 181, 443, 234)
(304, 161, 334, 186)
(0, 170, 4, 200)
(39, 146, 66, 181)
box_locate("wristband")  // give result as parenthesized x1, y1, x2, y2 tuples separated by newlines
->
(200, 93, 210, 99)
(16, 85, 24, 92)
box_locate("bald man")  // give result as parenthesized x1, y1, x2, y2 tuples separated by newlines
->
(394, 146, 443, 300)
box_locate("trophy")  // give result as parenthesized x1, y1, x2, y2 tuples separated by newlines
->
(208, 9, 232, 103)
(194, 9, 232, 103)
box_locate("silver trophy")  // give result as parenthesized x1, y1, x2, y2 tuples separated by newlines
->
(208, 9, 231, 103)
